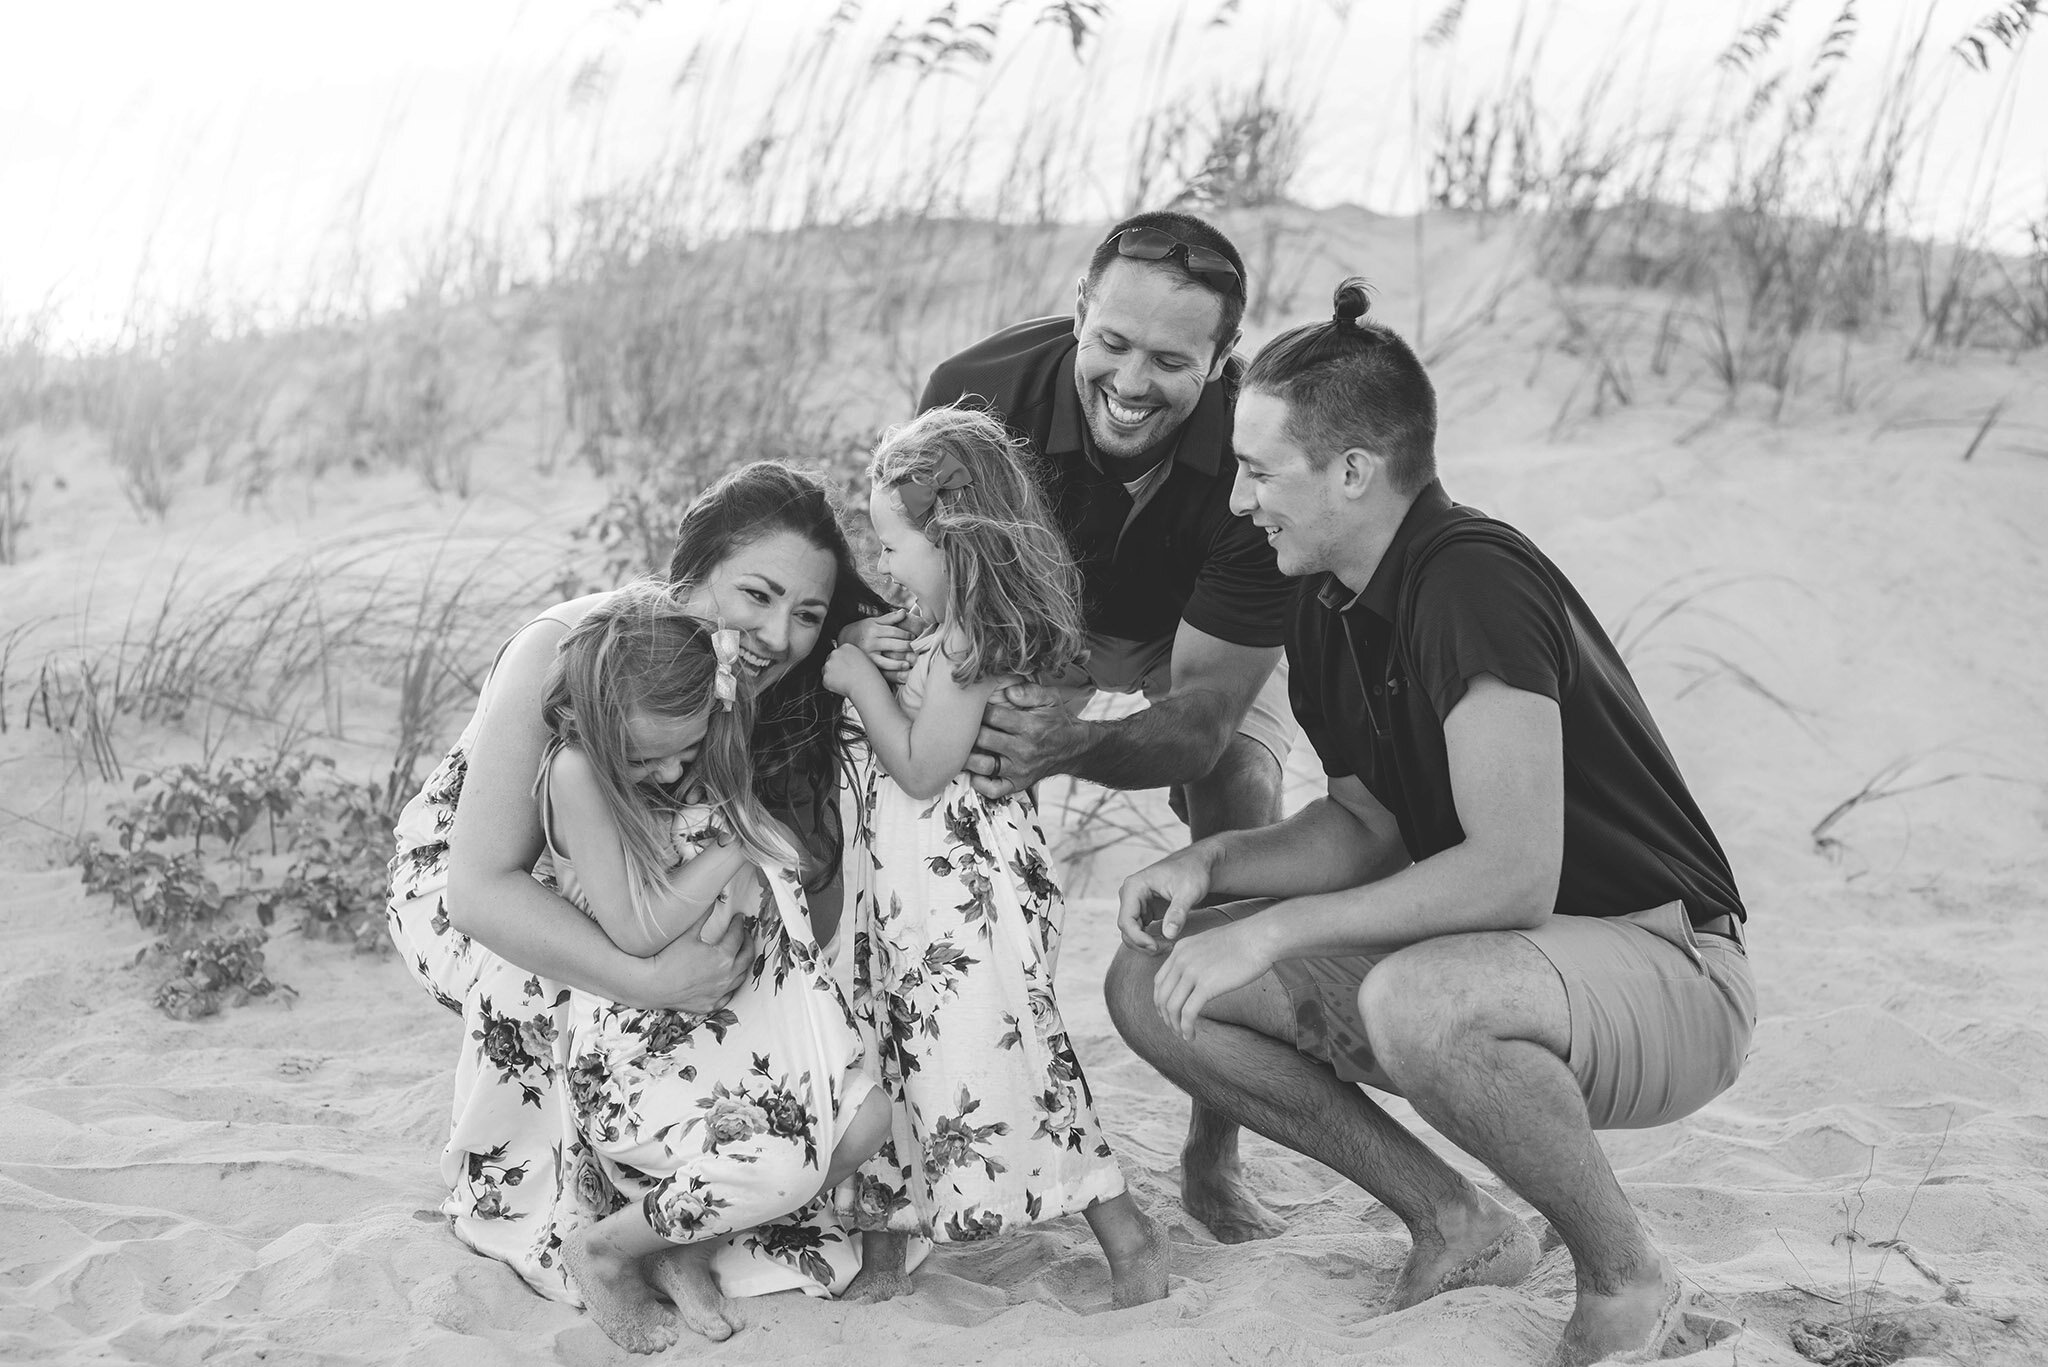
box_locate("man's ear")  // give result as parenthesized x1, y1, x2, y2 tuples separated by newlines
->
(1337, 446, 1379, 500)
(1208, 329, 1242, 381)
(1073, 275, 1090, 337)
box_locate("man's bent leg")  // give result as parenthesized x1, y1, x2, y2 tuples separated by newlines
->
(1360, 932, 1681, 1367)
(1106, 921, 1530, 1303)
(1171, 733, 1289, 1243)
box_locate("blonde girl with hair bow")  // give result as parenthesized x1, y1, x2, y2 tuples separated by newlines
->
(822, 406, 1168, 1308)
(533, 582, 890, 1353)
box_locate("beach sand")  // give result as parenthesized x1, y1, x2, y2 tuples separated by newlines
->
(4, 211, 2047, 1365)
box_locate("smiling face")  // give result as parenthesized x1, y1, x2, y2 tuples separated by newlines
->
(675, 529, 837, 693)
(621, 706, 711, 788)
(1073, 259, 1232, 461)
(868, 486, 951, 616)
(1228, 389, 1353, 580)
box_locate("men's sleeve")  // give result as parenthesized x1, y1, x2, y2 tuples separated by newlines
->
(1404, 538, 1574, 722)
(916, 358, 965, 416)
(1180, 511, 1295, 649)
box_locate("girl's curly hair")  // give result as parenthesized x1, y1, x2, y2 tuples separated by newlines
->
(868, 405, 1086, 685)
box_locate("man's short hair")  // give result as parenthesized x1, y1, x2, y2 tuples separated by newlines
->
(1243, 277, 1437, 494)
(1083, 210, 1247, 360)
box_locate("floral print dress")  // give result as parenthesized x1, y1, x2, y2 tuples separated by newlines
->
(540, 764, 877, 1256)
(386, 621, 874, 1303)
(839, 633, 1125, 1242)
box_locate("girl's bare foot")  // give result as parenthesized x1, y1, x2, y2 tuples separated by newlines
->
(563, 1227, 680, 1355)
(845, 1229, 914, 1302)
(1084, 1192, 1171, 1308)
(647, 1242, 741, 1342)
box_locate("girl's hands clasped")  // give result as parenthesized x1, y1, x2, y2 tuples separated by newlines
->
(836, 607, 922, 685)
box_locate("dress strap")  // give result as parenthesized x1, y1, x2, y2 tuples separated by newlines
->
(531, 736, 571, 865)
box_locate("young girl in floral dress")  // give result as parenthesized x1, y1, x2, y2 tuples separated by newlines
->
(821, 407, 1167, 1307)
(536, 583, 889, 1353)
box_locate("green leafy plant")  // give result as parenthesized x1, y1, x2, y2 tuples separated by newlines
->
(149, 926, 293, 1022)
(74, 750, 395, 1014)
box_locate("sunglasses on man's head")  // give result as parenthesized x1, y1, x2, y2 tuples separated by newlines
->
(1110, 226, 1244, 298)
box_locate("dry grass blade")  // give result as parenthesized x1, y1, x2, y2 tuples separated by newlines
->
(1809, 757, 1971, 855)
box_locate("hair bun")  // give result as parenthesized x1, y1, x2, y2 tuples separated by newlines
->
(1332, 277, 1374, 327)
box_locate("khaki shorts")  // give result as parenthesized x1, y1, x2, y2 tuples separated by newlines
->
(1043, 632, 1296, 772)
(1217, 899, 1755, 1130)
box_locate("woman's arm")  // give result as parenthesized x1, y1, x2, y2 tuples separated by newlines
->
(823, 636, 1004, 801)
(544, 746, 755, 958)
(443, 606, 751, 1010)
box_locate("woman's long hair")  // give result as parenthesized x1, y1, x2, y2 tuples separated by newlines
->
(666, 460, 889, 894)
(541, 583, 799, 941)
(868, 405, 1086, 685)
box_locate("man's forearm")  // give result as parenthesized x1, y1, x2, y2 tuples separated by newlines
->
(1063, 687, 1239, 790)
(1252, 837, 1554, 963)
(1201, 795, 1408, 902)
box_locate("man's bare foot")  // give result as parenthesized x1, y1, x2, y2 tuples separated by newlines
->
(1548, 1256, 1684, 1367)
(844, 1230, 913, 1303)
(1389, 1194, 1539, 1311)
(647, 1243, 740, 1342)
(562, 1228, 680, 1355)
(1102, 1207, 1171, 1308)
(1180, 1154, 1286, 1244)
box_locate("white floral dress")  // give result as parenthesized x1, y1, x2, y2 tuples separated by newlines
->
(839, 632, 1125, 1242)
(387, 620, 875, 1302)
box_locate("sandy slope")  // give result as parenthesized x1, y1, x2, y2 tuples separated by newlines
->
(4, 214, 2048, 1364)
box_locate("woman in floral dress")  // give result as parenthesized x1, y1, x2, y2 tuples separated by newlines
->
(386, 463, 902, 1335)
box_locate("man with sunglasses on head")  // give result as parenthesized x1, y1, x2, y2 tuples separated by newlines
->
(913, 210, 1297, 1247)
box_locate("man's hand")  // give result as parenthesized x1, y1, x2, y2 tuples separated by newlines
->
(1117, 842, 1219, 952)
(1152, 916, 1274, 1042)
(837, 608, 922, 685)
(965, 682, 1089, 800)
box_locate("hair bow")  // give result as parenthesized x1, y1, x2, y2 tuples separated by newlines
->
(710, 625, 743, 710)
(896, 451, 973, 521)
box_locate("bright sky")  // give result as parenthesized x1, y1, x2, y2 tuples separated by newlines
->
(3, 0, 2041, 343)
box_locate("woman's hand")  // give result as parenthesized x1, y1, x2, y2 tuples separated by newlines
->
(837, 608, 920, 684)
(637, 911, 756, 1013)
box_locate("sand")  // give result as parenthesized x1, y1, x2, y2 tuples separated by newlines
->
(4, 212, 2048, 1365)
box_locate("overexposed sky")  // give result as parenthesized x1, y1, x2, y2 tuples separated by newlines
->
(3, 0, 2041, 342)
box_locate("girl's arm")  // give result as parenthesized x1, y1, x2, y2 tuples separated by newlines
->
(544, 745, 756, 958)
(443, 606, 753, 1010)
(823, 635, 1007, 801)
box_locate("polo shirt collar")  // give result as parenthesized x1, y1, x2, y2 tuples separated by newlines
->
(1315, 479, 1455, 622)
(1048, 345, 1234, 478)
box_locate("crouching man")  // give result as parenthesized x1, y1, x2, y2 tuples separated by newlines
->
(1105, 278, 1755, 1366)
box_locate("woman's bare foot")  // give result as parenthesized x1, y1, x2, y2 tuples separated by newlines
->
(1389, 1194, 1539, 1311)
(563, 1227, 680, 1355)
(845, 1230, 913, 1303)
(647, 1243, 741, 1342)
(1548, 1255, 1683, 1366)
(1084, 1193, 1171, 1308)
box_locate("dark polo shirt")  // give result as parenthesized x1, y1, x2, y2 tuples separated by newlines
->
(1288, 480, 1746, 928)
(917, 316, 1292, 649)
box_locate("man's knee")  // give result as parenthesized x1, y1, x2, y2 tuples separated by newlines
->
(1104, 945, 1166, 1046)
(1357, 934, 1556, 1081)
(1175, 732, 1283, 830)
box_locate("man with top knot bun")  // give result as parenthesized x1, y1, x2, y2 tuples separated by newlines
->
(904, 210, 1300, 1247)
(1106, 278, 1755, 1366)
